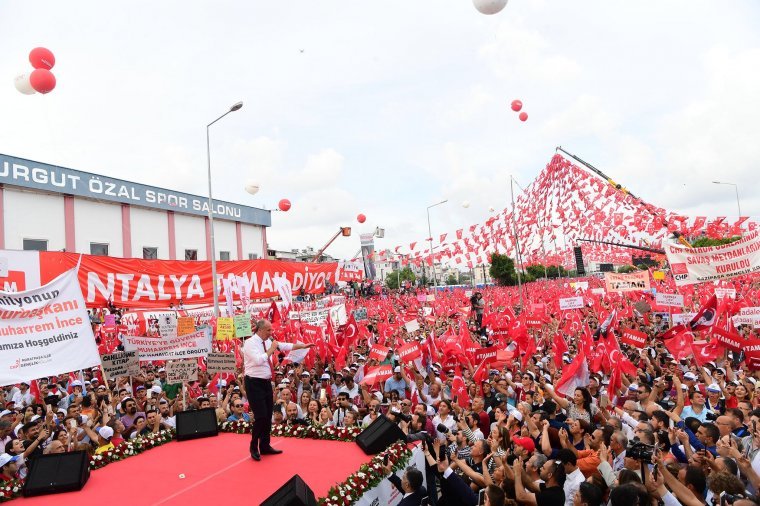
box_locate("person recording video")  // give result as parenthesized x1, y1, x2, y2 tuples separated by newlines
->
(470, 292, 485, 330)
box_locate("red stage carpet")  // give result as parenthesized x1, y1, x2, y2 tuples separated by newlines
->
(20, 434, 372, 505)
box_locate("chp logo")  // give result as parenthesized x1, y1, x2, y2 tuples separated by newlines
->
(0, 271, 27, 292)
(670, 262, 689, 281)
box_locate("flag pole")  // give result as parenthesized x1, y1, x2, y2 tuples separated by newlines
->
(510, 176, 525, 310)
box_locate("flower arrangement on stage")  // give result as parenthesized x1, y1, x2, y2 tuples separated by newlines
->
(89, 428, 176, 470)
(0, 480, 24, 503)
(219, 420, 362, 442)
(319, 441, 413, 506)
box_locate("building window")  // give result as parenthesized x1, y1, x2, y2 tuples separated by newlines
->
(23, 239, 48, 251)
(185, 249, 198, 261)
(248, 253, 259, 260)
(90, 243, 109, 256)
(143, 247, 158, 260)
(219, 251, 230, 261)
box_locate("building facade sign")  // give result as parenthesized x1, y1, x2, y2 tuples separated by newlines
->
(0, 154, 271, 226)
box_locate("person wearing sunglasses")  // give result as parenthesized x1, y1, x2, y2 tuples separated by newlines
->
(227, 400, 251, 422)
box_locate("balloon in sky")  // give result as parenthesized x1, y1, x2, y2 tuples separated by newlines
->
(510, 100, 522, 112)
(489, 206, 495, 212)
(244, 181, 260, 195)
(29, 47, 55, 70)
(472, 0, 508, 15)
(357, 214, 366, 224)
(29, 69, 56, 94)
(13, 73, 36, 95)
(278, 199, 291, 212)
(462, 201, 471, 208)
(519, 112, 528, 122)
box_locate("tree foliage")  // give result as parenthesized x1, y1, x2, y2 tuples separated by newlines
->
(446, 274, 459, 285)
(385, 267, 416, 290)
(690, 236, 741, 248)
(525, 264, 567, 279)
(617, 265, 636, 273)
(489, 253, 517, 286)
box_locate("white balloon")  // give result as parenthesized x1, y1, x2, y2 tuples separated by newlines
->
(488, 206, 495, 212)
(244, 181, 260, 195)
(14, 73, 35, 95)
(462, 200, 471, 208)
(472, 0, 508, 15)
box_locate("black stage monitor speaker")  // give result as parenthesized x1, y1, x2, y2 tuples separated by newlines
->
(261, 474, 316, 506)
(573, 246, 585, 276)
(176, 407, 218, 441)
(356, 414, 406, 455)
(23, 450, 90, 497)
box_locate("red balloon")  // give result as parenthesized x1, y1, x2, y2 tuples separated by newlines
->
(278, 199, 291, 212)
(511, 100, 523, 112)
(29, 47, 55, 70)
(357, 214, 366, 224)
(29, 69, 56, 94)
(519, 112, 528, 122)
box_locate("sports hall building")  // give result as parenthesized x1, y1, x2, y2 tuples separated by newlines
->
(0, 154, 271, 261)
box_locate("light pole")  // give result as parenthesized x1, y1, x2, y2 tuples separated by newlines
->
(426, 199, 448, 288)
(712, 181, 742, 216)
(207, 101, 243, 317)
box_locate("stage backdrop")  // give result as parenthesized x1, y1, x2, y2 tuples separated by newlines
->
(0, 250, 340, 309)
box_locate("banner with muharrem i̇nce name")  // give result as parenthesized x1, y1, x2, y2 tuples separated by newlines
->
(0, 268, 100, 386)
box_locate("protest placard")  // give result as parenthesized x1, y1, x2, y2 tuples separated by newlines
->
(233, 313, 252, 338)
(672, 312, 696, 325)
(398, 342, 422, 363)
(100, 351, 140, 378)
(655, 293, 684, 307)
(404, 319, 420, 333)
(166, 360, 199, 385)
(715, 288, 737, 300)
(206, 352, 236, 375)
(369, 344, 390, 362)
(604, 271, 650, 292)
(216, 317, 234, 340)
(353, 307, 368, 321)
(123, 329, 211, 361)
(177, 317, 195, 336)
(158, 314, 178, 339)
(591, 288, 606, 295)
(621, 329, 647, 348)
(559, 296, 584, 310)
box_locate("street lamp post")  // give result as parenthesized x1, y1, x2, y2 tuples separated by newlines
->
(207, 101, 243, 318)
(426, 199, 448, 288)
(712, 181, 742, 216)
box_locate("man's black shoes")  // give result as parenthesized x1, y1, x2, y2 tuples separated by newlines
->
(260, 447, 283, 455)
(251, 450, 261, 461)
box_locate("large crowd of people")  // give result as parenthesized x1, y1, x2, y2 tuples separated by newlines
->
(2, 271, 760, 506)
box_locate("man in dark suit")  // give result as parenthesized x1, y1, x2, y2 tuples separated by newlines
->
(382, 463, 427, 506)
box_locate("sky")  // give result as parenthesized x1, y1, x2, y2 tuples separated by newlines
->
(1, 1, 759, 262)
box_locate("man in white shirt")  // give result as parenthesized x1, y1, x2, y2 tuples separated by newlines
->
(243, 319, 313, 461)
(557, 448, 585, 506)
(11, 383, 33, 408)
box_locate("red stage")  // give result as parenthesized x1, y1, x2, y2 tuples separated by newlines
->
(20, 434, 372, 505)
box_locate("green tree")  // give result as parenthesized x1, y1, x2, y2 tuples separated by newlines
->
(617, 265, 636, 273)
(690, 236, 741, 248)
(546, 265, 568, 279)
(385, 267, 416, 290)
(446, 274, 459, 285)
(489, 253, 517, 286)
(525, 264, 547, 279)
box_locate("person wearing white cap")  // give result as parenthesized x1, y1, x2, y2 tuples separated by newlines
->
(11, 383, 33, 409)
(384, 366, 408, 400)
(0, 453, 20, 481)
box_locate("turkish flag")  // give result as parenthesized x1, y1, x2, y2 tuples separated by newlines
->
(691, 340, 724, 366)
(452, 366, 469, 407)
(689, 295, 718, 331)
(663, 328, 694, 361)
